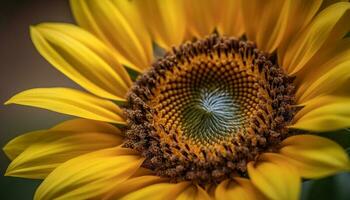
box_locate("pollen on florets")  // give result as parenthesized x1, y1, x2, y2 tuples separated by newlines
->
(123, 34, 297, 184)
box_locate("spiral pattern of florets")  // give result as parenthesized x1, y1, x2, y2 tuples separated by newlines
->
(124, 34, 297, 184)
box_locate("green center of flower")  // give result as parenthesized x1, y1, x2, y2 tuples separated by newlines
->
(124, 35, 296, 183)
(182, 87, 240, 143)
(153, 56, 260, 146)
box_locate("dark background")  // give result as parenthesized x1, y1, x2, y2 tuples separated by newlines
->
(0, 0, 75, 199)
(0, 0, 349, 199)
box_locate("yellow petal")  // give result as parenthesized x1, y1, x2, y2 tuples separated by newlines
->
(5, 131, 123, 179)
(282, 2, 350, 74)
(3, 118, 122, 161)
(70, 0, 153, 71)
(5, 88, 125, 124)
(255, 0, 292, 53)
(296, 60, 350, 103)
(243, 0, 322, 53)
(34, 147, 143, 200)
(51, 118, 122, 134)
(321, 0, 349, 9)
(110, 0, 153, 67)
(279, 135, 350, 178)
(30, 24, 130, 101)
(247, 158, 301, 200)
(40, 23, 132, 87)
(176, 184, 211, 200)
(135, 0, 186, 49)
(216, 0, 244, 37)
(102, 176, 167, 200)
(292, 99, 350, 131)
(215, 178, 267, 200)
(294, 95, 350, 121)
(241, 0, 267, 44)
(277, 0, 322, 64)
(184, 0, 216, 38)
(129, 167, 156, 178)
(242, 0, 295, 52)
(294, 38, 350, 97)
(3, 130, 45, 161)
(292, 115, 350, 132)
(120, 182, 191, 200)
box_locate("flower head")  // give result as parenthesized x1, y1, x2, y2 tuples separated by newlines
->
(4, 0, 350, 200)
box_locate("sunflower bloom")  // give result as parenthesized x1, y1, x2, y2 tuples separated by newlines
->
(4, 0, 350, 199)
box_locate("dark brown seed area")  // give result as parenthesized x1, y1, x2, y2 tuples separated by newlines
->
(123, 34, 297, 184)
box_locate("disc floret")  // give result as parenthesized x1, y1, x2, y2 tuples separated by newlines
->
(124, 35, 297, 184)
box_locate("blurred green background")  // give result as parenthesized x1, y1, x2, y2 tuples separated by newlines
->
(0, 0, 349, 199)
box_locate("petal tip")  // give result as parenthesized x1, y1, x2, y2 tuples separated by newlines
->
(29, 25, 39, 33)
(4, 96, 15, 105)
(4, 167, 14, 177)
(2, 146, 11, 159)
(4, 92, 21, 105)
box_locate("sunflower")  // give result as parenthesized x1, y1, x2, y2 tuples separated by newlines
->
(3, 0, 350, 199)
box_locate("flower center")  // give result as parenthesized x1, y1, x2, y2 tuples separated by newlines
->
(182, 87, 240, 143)
(124, 35, 297, 184)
